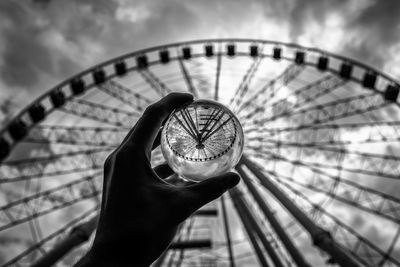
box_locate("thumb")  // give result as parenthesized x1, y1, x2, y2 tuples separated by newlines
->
(182, 172, 240, 214)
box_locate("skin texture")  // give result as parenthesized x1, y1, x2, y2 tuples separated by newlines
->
(75, 93, 240, 267)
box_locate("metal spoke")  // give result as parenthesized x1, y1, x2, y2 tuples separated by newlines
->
(3, 206, 98, 267)
(229, 56, 263, 110)
(247, 141, 400, 180)
(246, 121, 400, 146)
(236, 63, 304, 114)
(98, 80, 152, 110)
(0, 172, 101, 232)
(139, 69, 172, 97)
(269, 175, 400, 266)
(245, 93, 388, 135)
(0, 148, 109, 183)
(177, 53, 198, 98)
(214, 47, 222, 101)
(249, 149, 400, 224)
(61, 99, 139, 127)
(240, 75, 345, 123)
(259, 163, 400, 224)
(25, 125, 128, 147)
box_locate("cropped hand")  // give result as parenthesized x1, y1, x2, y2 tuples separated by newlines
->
(76, 93, 240, 266)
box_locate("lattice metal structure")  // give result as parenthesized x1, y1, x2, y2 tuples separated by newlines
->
(0, 39, 400, 266)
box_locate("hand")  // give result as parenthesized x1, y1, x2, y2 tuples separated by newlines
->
(76, 93, 240, 266)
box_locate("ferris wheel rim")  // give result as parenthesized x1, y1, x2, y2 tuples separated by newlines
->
(1, 38, 400, 266)
(1, 38, 399, 162)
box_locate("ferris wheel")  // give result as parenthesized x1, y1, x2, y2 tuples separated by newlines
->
(0, 39, 400, 267)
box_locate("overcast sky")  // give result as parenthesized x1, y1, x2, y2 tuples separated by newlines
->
(0, 0, 399, 113)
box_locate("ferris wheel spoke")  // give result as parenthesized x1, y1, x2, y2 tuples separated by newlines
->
(258, 139, 398, 160)
(0, 148, 109, 183)
(241, 75, 345, 125)
(61, 99, 139, 127)
(229, 55, 263, 110)
(2, 148, 110, 166)
(270, 176, 400, 266)
(3, 205, 98, 267)
(250, 150, 400, 218)
(244, 93, 388, 136)
(139, 69, 172, 97)
(177, 54, 198, 98)
(271, 75, 345, 110)
(247, 135, 400, 147)
(270, 93, 385, 125)
(0, 172, 101, 232)
(214, 48, 222, 101)
(236, 63, 304, 115)
(245, 121, 400, 148)
(262, 166, 400, 224)
(25, 125, 127, 147)
(248, 143, 400, 181)
(98, 80, 153, 110)
(247, 121, 400, 146)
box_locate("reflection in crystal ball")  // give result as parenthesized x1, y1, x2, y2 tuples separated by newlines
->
(161, 99, 244, 182)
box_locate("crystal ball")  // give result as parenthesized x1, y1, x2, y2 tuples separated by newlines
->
(161, 99, 244, 182)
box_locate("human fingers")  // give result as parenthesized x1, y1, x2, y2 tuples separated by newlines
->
(127, 93, 193, 156)
(153, 163, 174, 179)
(164, 174, 197, 186)
(118, 121, 162, 152)
(152, 130, 162, 150)
(179, 172, 240, 217)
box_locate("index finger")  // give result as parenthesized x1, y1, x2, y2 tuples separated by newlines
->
(128, 92, 193, 155)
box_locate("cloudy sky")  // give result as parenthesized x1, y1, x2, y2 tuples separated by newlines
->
(0, 0, 399, 116)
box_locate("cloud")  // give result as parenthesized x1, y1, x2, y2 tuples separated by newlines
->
(281, 0, 400, 73)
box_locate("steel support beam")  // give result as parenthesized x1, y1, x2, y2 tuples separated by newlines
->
(237, 164, 311, 267)
(194, 209, 218, 216)
(231, 187, 284, 267)
(214, 50, 222, 101)
(241, 155, 361, 267)
(32, 215, 99, 267)
(221, 195, 235, 267)
(230, 189, 270, 267)
(169, 240, 211, 249)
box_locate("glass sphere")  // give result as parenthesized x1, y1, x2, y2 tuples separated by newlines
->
(161, 99, 244, 182)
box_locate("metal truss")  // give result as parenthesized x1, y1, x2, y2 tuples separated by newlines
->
(242, 74, 346, 124)
(258, 92, 386, 129)
(230, 55, 263, 110)
(272, 176, 400, 267)
(247, 121, 400, 146)
(0, 172, 101, 232)
(177, 54, 199, 98)
(25, 125, 127, 147)
(139, 69, 172, 97)
(61, 99, 139, 127)
(236, 63, 305, 118)
(3, 206, 98, 267)
(98, 80, 153, 110)
(0, 148, 109, 183)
